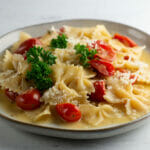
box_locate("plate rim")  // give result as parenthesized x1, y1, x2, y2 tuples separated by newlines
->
(0, 18, 150, 132)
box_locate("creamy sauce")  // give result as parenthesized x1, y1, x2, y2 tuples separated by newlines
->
(0, 91, 133, 129)
(0, 51, 150, 129)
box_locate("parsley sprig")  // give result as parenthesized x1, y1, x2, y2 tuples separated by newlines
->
(50, 34, 67, 49)
(26, 46, 57, 91)
(27, 46, 56, 65)
(74, 44, 97, 67)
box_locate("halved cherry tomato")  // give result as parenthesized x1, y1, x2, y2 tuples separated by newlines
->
(15, 38, 42, 55)
(89, 59, 115, 76)
(16, 89, 41, 110)
(5, 89, 18, 101)
(88, 40, 116, 62)
(56, 103, 81, 122)
(113, 33, 137, 47)
(89, 81, 106, 102)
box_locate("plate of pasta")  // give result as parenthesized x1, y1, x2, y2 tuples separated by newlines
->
(0, 19, 150, 139)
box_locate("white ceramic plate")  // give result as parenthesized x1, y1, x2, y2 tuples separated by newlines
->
(0, 19, 150, 139)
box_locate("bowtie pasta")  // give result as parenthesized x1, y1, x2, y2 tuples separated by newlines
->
(0, 25, 150, 129)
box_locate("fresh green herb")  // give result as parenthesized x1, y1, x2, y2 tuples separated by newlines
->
(26, 46, 56, 65)
(26, 46, 56, 91)
(26, 61, 53, 91)
(74, 44, 97, 67)
(50, 34, 67, 49)
(41, 50, 57, 65)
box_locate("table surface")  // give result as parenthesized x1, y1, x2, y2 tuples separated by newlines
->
(0, 0, 150, 149)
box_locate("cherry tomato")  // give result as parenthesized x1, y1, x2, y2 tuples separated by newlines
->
(88, 40, 116, 62)
(5, 89, 18, 101)
(16, 89, 41, 110)
(89, 81, 106, 102)
(113, 33, 137, 47)
(15, 38, 42, 55)
(56, 103, 81, 122)
(89, 59, 115, 76)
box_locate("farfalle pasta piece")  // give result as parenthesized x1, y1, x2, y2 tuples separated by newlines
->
(113, 46, 145, 69)
(133, 84, 150, 98)
(136, 67, 150, 84)
(3, 50, 14, 70)
(34, 105, 51, 121)
(80, 103, 120, 126)
(41, 82, 79, 105)
(79, 104, 104, 126)
(24, 105, 50, 121)
(104, 73, 149, 114)
(0, 72, 29, 93)
(110, 38, 145, 69)
(0, 50, 30, 93)
(92, 25, 111, 41)
(42, 63, 94, 105)
(100, 104, 120, 118)
(109, 38, 144, 55)
(51, 63, 94, 94)
(53, 48, 79, 65)
(11, 32, 32, 52)
(64, 26, 95, 39)
(2, 50, 29, 75)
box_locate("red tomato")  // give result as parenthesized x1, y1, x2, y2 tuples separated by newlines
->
(15, 38, 42, 55)
(89, 81, 106, 102)
(89, 59, 115, 76)
(88, 40, 116, 62)
(5, 89, 18, 101)
(56, 103, 81, 122)
(59, 27, 65, 35)
(124, 56, 129, 60)
(59, 27, 65, 33)
(113, 33, 137, 47)
(16, 89, 41, 110)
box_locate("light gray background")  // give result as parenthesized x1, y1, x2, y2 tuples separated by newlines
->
(0, 0, 150, 149)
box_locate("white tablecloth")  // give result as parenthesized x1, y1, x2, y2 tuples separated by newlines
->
(0, 0, 150, 149)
